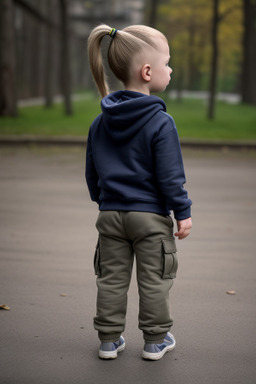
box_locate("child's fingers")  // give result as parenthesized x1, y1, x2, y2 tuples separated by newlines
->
(175, 218, 192, 240)
(175, 227, 190, 240)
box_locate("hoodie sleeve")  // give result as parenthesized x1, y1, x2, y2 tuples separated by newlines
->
(153, 113, 192, 220)
(85, 129, 101, 204)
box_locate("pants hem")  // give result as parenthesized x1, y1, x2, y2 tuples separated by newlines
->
(98, 332, 121, 342)
(143, 331, 169, 344)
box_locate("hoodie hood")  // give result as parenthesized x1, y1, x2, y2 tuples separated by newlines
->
(101, 90, 166, 141)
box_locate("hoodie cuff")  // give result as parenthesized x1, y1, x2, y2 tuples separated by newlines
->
(174, 206, 191, 221)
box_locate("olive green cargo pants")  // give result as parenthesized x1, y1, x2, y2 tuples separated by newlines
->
(93, 211, 178, 343)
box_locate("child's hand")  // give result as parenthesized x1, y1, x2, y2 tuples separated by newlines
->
(175, 218, 192, 240)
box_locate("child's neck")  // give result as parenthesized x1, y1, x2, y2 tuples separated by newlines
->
(125, 85, 150, 96)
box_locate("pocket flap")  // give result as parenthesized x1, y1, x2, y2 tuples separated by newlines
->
(162, 238, 178, 279)
(162, 239, 177, 254)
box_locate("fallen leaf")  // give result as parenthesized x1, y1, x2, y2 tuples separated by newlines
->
(226, 290, 236, 295)
(0, 304, 10, 310)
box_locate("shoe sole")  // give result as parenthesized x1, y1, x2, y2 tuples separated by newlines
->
(99, 341, 126, 359)
(142, 340, 176, 361)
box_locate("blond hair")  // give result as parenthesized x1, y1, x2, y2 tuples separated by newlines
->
(87, 24, 167, 98)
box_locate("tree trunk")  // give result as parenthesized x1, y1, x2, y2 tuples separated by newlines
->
(45, 0, 54, 107)
(208, 0, 219, 120)
(0, 0, 17, 116)
(30, 1, 42, 98)
(241, 0, 256, 105)
(149, 0, 159, 28)
(59, 0, 72, 115)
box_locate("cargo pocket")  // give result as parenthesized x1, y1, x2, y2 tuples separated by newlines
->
(161, 238, 178, 279)
(93, 239, 101, 277)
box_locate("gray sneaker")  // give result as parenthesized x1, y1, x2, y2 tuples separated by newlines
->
(99, 336, 126, 359)
(142, 332, 176, 360)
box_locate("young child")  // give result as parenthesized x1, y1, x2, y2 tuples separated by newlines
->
(86, 24, 192, 360)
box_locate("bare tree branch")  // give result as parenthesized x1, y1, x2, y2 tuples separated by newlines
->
(219, 4, 242, 22)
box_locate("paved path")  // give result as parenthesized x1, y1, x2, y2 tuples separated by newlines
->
(0, 147, 256, 384)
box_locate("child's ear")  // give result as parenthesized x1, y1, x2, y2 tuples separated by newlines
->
(141, 64, 151, 82)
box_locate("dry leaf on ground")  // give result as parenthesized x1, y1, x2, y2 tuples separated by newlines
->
(0, 304, 10, 310)
(226, 290, 236, 295)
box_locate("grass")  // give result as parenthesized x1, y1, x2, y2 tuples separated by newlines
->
(0, 94, 101, 137)
(0, 93, 255, 140)
(168, 98, 256, 140)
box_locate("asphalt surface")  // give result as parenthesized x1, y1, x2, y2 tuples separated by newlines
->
(0, 146, 256, 384)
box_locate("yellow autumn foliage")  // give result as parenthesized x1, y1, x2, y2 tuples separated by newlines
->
(157, 0, 243, 91)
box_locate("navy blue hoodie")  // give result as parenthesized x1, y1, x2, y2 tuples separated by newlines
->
(86, 91, 192, 220)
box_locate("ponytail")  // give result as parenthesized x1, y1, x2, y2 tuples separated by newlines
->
(87, 24, 167, 98)
(87, 24, 111, 98)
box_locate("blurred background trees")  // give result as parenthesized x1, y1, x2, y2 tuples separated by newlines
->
(0, 0, 255, 118)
